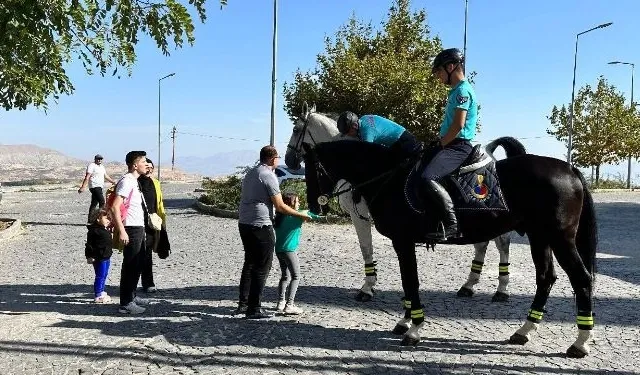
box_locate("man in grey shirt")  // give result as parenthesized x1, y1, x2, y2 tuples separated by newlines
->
(237, 145, 311, 319)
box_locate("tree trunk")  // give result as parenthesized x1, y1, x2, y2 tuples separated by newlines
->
(595, 165, 601, 185)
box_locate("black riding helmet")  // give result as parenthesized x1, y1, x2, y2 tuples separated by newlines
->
(337, 111, 360, 135)
(432, 48, 464, 84)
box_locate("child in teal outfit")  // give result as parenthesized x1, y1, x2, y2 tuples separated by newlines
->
(274, 192, 320, 314)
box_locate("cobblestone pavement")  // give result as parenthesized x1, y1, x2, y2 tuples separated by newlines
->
(0, 183, 639, 374)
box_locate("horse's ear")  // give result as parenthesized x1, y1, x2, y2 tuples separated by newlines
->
(310, 103, 317, 113)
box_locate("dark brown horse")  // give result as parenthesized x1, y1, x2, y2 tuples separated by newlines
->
(307, 137, 597, 358)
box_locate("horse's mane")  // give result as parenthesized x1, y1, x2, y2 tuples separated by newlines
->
(315, 112, 339, 121)
(315, 139, 399, 174)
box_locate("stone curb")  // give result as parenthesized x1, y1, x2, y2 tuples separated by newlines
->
(191, 199, 350, 224)
(592, 188, 639, 193)
(0, 218, 22, 241)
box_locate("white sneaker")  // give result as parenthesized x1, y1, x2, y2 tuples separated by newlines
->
(94, 292, 112, 304)
(276, 299, 286, 312)
(283, 304, 304, 315)
(119, 302, 145, 314)
(133, 296, 150, 306)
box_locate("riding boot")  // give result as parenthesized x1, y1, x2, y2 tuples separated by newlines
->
(424, 180, 459, 240)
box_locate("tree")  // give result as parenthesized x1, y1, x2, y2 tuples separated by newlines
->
(283, 0, 451, 142)
(0, 0, 227, 111)
(547, 76, 635, 183)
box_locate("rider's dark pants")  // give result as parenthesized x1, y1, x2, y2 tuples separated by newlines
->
(390, 130, 422, 158)
(421, 139, 473, 181)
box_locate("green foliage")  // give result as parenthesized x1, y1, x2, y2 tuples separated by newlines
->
(547, 76, 640, 181)
(199, 175, 242, 211)
(0, 0, 227, 111)
(283, 0, 455, 142)
(589, 175, 627, 190)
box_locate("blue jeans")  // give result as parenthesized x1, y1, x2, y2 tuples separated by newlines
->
(93, 259, 111, 297)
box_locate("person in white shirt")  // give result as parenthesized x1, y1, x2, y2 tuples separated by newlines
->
(110, 151, 149, 314)
(78, 154, 115, 222)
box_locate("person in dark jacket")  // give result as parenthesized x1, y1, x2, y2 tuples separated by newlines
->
(137, 158, 166, 293)
(85, 209, 114, 303)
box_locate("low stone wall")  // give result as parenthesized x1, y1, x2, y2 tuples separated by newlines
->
(0, 218, 22, 241)
(192, 199, 350, 224)
(192, 200, 239, 219)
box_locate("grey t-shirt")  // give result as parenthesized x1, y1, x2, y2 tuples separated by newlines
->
(238, 164, 281, 226)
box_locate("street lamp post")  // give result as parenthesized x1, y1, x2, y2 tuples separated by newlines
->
(269, 0, 278, 146)
(463, 0, 468, 73)
(608, 61, 635, 189)
(567, 22, 613, 165)
(158, 72, 176, 181)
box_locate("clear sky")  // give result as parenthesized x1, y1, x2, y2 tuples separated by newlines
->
(1, 0, 639, 180)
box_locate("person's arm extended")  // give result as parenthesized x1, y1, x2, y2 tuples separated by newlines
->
(104, 172, 115, 185)
(270, 194, 310, 221)
(78, 172, 91, 193)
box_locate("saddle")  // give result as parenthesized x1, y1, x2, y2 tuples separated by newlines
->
(404, 144, 509, 214)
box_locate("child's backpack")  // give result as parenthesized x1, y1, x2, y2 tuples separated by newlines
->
(105, 177, 134, 227)
(105, 178, 134, 251)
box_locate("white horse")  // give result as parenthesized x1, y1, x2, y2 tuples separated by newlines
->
(284, 104, 512, 302)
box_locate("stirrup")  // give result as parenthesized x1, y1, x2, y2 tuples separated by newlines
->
(426, 222, 459, 241)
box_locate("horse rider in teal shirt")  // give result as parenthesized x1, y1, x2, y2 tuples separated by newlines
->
(422, 47, 478, 240)
(336, 113, 422, 159)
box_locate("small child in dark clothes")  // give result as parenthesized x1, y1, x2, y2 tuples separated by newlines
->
(85, 209, 113, 303)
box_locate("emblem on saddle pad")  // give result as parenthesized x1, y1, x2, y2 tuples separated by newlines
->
(471, 174, 489, 200)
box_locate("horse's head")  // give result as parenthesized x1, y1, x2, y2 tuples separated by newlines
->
(284, 102, 340, 169)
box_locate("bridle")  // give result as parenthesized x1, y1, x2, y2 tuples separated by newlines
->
(286, 115, 319, 162)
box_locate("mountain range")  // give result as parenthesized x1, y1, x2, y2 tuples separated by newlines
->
(0, 144, 200, 184)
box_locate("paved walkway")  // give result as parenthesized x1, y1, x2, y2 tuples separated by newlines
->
(0, 183, 638, 374)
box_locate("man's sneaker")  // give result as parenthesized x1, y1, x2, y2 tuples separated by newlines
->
(144, 286, 158, 294)
(118, 302, 145, 314)
(94, 292, 112, 304)
(283, 304, 304, 315)
(133, 296, 150, 306)
(234, 303, 248, 315)
(276, 299, 286, 312)
(245, 309, 274, 320)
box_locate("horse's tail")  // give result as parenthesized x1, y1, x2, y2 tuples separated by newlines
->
(484, 136, 527, 159)
(573, 167, 598, 279)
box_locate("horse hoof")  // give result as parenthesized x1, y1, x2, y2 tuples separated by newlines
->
(457, 287, 474, 297)
(491, 292, 509, 302)
(392, 324, 409, 335)
(566, 345, 588, 358)
(509, 333, 529, 345)
(355, 291, 372, 302)
(400, 335, 420, 346)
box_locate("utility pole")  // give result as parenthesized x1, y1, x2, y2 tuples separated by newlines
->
(171, 126, 177, 171)
(269, 0, 278, 146)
